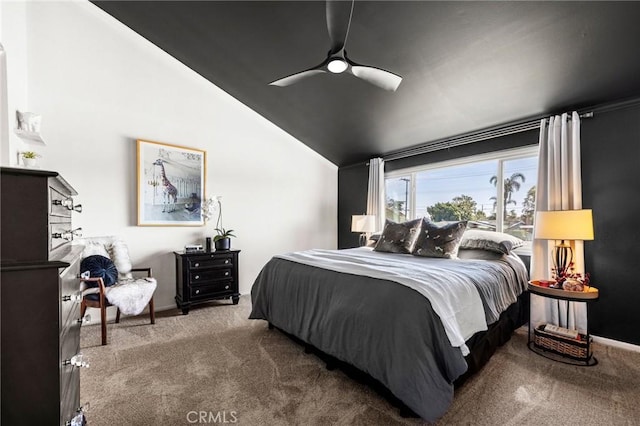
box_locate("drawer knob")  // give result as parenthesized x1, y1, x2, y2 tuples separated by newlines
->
(52, 232, 72, 241)
(52, 227, 82, 241)
(225, 285, 230, 290)
(225, 271, 230, 276)
(62, 293, 82, 303)
(53, 197, 83, 213)
(77, 314, 91, 325)
(225, 260, 230, 264)
(194, 275, 200, 280)
(65, 402, 90, 426)
(53, 197, 73, 208)
(195, 289, 200, 294)
(194, 262, 200, 267)
(63, 353, 90, 369)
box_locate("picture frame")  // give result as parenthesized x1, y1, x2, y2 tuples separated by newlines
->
(137, 139, 206, 226)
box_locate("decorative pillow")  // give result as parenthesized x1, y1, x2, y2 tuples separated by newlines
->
(412, 219, 467, 259)
(80, 255, 119, 288)
(460, 229, 524, 254)
(373, 219, 422, 254)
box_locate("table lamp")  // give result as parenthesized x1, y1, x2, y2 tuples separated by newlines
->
(351, 215, 377, 246)
(534, 209, 594, 284)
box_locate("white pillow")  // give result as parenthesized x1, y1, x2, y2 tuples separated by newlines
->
(460, 229, 524, 254)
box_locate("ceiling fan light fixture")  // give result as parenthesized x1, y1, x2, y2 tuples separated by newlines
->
(327, 58, 348, 73)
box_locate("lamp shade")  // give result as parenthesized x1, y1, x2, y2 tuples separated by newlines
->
(351, 215, 377, 233)
(534, 209, 594, 241)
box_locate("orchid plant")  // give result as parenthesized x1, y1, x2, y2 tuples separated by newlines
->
(202, 196, 235, 242)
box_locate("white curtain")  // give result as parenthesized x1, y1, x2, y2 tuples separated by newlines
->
(531, 111, 587, 332)
(366, 157, 385, 232)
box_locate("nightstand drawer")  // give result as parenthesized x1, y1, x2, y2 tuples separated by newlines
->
(190, 281, 234, 299)
(188, 254, 233, 270)
(189, 268, 233, 284)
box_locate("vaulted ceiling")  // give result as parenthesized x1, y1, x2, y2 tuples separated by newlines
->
(94, 1, 640, 166)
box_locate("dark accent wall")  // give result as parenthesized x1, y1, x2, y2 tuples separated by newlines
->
(581, 104, 640, 345)
(338, 164, 369, 249)
(337, 103, 640, 345)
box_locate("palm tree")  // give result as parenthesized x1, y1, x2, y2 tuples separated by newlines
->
(489, 172, 526, 220)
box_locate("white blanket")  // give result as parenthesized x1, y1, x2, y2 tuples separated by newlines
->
(276, 248, 488, 355)
(82, 277, 157, 316)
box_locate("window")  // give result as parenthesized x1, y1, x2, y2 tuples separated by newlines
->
(385, 146, 538, 247)
(385, 175, 412, 223)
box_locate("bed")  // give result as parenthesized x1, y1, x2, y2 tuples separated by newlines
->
(249, 243, 528, 422)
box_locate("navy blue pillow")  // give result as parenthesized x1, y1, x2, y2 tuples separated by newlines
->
(80, 255, 118, 288)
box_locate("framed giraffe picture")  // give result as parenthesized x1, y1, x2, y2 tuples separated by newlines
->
(137, 139, 206, 226)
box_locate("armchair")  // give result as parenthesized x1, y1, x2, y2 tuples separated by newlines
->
(78, 237, 156, 345)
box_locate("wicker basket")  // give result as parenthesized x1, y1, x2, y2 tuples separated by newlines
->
(533, 324, 592, 360)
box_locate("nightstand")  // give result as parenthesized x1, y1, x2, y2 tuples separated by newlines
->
(527, 281, 599, 366)
(174, 250, 240, 314)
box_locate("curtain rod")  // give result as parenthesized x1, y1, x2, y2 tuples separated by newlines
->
(383, 111, 593, 162)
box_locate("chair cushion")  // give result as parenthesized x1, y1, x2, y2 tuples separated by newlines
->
(80, 255, 118, 288)
(83, 293, 102, 301)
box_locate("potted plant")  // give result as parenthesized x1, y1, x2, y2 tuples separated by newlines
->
(214, 227, 236, 251)
(202, 196, 236, 251)
(21, 151, 40, 167)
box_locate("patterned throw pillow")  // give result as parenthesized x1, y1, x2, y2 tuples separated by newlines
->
(460, 229, 524, 254)
(373, 218, 422, 254)
(80, 255, 119, 288)
(412, 219, 468, 259)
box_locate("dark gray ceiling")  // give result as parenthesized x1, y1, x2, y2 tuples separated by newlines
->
(93, 1, 640, 166)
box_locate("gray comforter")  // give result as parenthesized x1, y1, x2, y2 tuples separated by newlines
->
(249, 249, 528, 421)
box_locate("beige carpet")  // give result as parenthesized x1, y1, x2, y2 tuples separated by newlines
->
(81, 296, 640, 425)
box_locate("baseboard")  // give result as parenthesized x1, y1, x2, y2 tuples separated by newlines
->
(156, 303, 177, 312)
(592, 335, 640, 353)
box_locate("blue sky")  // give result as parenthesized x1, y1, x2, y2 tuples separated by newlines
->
(386, 156, 538, 218)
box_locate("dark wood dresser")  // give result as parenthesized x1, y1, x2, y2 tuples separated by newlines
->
(1, 167, 88, 426)
(174, 250, 240, 314)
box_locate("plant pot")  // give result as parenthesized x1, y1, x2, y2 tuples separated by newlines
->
(214, 237, 231, 251)
(23, 158, 37, 168)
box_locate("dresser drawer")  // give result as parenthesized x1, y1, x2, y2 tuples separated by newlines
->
(188, 253, 233, 269)
(49, 185, 73, 219)
(50, 221, 73, 252)
(190, 280, 234, 299)
(60, 320, 81, 387)
(60, 368, 81, 426)
(60, 256, 82, 334)
(59, 257, 82, 332)
(190, 267, 233, 285)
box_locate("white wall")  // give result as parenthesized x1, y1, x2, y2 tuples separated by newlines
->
(0, 0, 29, 165)
(2, 1, 337, 312)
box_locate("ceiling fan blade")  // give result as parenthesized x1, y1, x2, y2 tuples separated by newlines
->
(350, 64, 403, 92)
(269, 68, 326, 87)
(326, 0, 354, 52)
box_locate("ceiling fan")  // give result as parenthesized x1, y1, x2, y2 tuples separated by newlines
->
(269, 0, 402, 92)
